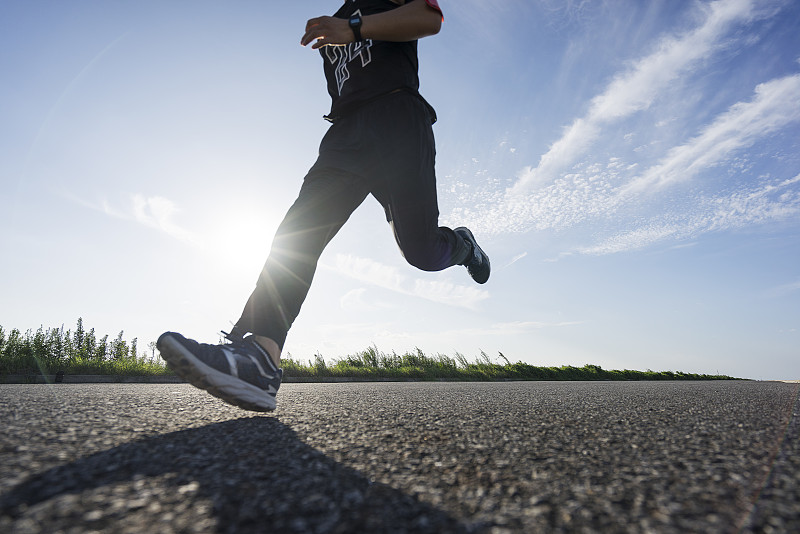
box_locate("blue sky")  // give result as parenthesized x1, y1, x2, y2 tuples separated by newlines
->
(2, 0, 798, 380)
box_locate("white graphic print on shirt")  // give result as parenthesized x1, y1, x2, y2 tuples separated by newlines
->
(324, 11, 373, 95)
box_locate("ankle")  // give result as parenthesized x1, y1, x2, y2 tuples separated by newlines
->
(253, 335, 281, 368)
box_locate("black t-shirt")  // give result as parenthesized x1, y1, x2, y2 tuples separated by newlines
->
(321, 0, 431, 121)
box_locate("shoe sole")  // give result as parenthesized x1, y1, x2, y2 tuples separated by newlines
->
(157, 333, 276, 412)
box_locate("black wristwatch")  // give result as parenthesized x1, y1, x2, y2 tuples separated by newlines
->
(348, 14, 363, 42)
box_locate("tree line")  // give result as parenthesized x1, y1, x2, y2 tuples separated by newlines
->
(0, 318, 158, 375)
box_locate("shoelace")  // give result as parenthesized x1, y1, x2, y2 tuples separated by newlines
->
(221, 328, 245, 344)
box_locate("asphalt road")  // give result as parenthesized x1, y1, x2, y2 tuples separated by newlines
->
(1, 381, 798, 533)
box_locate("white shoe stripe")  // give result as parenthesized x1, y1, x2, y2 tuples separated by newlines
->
(247, 354, 271, 379)
(249, 341, 278, 371)
(223, 348, 239, 377)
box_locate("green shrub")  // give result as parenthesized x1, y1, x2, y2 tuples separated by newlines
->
(1, 320, 741, 381)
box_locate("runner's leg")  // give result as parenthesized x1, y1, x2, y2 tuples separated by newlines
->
(370, 94, 470, 271)
(234, 166, 369, 353)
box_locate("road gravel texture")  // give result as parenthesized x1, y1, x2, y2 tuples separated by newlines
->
(0, 381, 798, 533)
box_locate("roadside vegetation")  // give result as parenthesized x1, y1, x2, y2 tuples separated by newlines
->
(0, 319, 165, 378)
(1, 319, 740, 381)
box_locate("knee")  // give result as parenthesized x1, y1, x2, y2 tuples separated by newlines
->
(401, 243, 448, 272)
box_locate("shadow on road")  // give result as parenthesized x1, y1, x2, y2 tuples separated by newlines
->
(0, 417, 470, 533)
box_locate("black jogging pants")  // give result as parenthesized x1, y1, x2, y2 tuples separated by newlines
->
(234, 91, 470, 349)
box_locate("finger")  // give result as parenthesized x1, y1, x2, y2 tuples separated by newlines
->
(303, 17, 335, 46)
(305, 17, 321, 32)
(301, 26, 322, 47)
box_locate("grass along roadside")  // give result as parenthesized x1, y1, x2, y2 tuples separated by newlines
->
(280, 346, 740, 381)
(2, 345, 741, 383)
(0, 321, 741, 382)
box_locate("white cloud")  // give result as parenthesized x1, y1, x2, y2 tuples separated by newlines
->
(130, 194, 198, 245)
(332, 253, 406, 292)
(504, 252, 528, 267)
(624, 74, 800, 194)
(454, 28, 800, 257)
(64, 190, 201, 246)
(509, 0, 763, 196)
(332, 253, 489, 310)
(339, 288, 376, 312)
(703, 174, 800, 230)
(578, 174, 800, 255)
(578, 224, 681, 255)
(466, 155, 626, 237)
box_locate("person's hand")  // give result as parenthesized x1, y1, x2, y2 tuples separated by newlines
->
(301, 16, 354, 49)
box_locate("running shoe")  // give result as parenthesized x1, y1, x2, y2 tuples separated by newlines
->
(455, 227, 490, 284)
(157, 331, 282, 412)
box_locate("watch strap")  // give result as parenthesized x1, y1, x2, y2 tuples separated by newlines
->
(349, 15, 363, 42)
